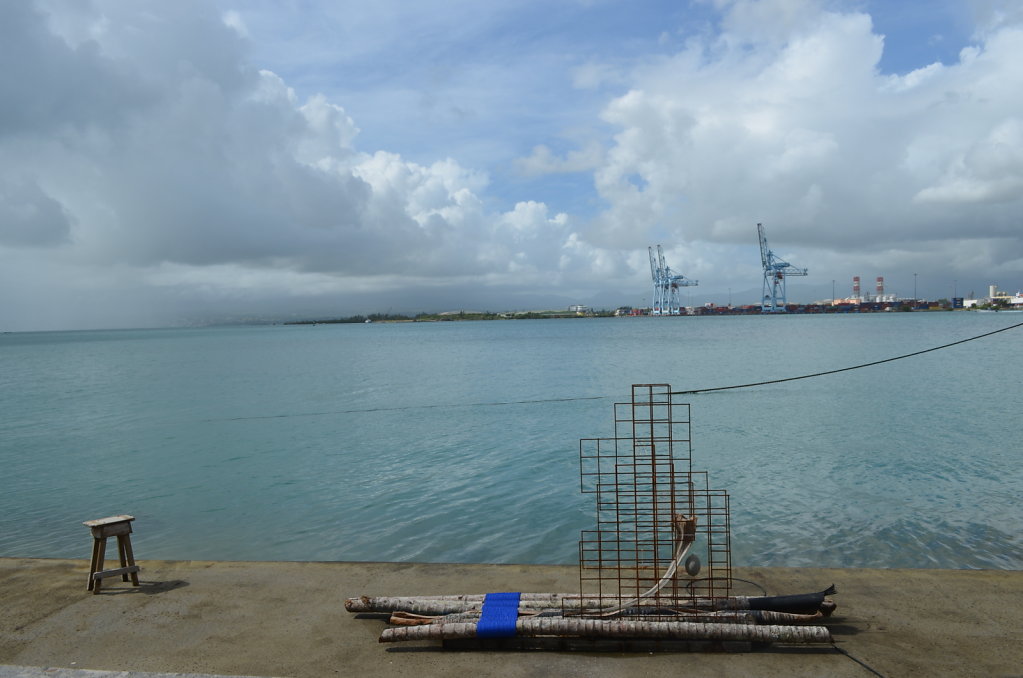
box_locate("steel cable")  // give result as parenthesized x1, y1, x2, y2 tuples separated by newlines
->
(671, 318, 1023, 395)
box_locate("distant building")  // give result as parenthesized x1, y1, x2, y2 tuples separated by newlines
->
(569, 305, 590, 314)
(984, 285, 1023, 307)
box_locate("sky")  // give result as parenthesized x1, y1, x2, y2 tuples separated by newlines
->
(2, 0, 1023, 330)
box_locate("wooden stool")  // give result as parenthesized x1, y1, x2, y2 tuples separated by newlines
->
(84, 515, 140, 594)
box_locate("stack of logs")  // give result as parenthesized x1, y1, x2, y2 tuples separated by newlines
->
(345, 586, 837, 645)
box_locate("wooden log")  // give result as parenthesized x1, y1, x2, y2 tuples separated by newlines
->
(387, 608, 823, 627)
(750, 610, 824, 625)
(601, 610, 824, 625)
(346, 591, 836, 616)
(346, 594, 742, 614)
(379, 619, 832, 644)
(347, 593, 577, 607)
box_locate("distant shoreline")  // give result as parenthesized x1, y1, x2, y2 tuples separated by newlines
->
(285, 310, 617, 324)
(285, 302, 979, 325)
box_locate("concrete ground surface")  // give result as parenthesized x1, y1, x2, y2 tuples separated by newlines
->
(1, 558, 1021, 678)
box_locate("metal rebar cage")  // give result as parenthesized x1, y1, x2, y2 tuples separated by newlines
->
(577, 384, 732, 617)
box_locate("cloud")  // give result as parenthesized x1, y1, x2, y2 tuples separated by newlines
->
(0, 1, 607, 330)
(0, 2, 152, 135)
(2, 0, 1023, 330)
(0, 176, 73, 247)
(913, 104, 1023, 205)
(221, 10, 249, 38)
(515, 143, 604, 176)
(585, 0, 1023, 265)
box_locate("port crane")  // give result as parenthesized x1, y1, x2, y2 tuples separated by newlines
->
(648, 244, 697, 315)
(757, 222, 807, 313)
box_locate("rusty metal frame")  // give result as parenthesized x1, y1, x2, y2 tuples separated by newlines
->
(578, 384, 731, 614)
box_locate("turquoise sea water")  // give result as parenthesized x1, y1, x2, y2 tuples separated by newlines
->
(1, 313, 1021, 569)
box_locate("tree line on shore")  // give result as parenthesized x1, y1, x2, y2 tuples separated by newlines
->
(286, 309, 618, 325)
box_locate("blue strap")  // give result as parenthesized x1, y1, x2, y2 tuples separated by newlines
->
(476, 592, 520, 638)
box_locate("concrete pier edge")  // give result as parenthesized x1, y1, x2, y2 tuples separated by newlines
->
(2, 558, 1021, 677)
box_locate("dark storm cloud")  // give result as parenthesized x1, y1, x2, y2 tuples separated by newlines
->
(0, 175, 73, 247)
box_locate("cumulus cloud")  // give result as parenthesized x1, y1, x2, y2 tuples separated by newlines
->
(588, 0, 1023, 265)
(0, 1, 602, 328)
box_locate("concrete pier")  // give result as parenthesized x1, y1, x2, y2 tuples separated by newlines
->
(1, 558, 1021, 677)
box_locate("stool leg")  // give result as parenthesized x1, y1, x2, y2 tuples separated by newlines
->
(123, 535, 140, 586)
(92, 537, 107, 594)
(117, 536, 129, 582)
(87, 538, 102, 591)
(119, 535, 140, 586)
(125, 539, 140, 584)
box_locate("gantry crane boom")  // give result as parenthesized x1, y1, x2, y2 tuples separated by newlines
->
(648, 244, 697, 315)
(758, 222, 771, 270)
(757, 223, 807, 313)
